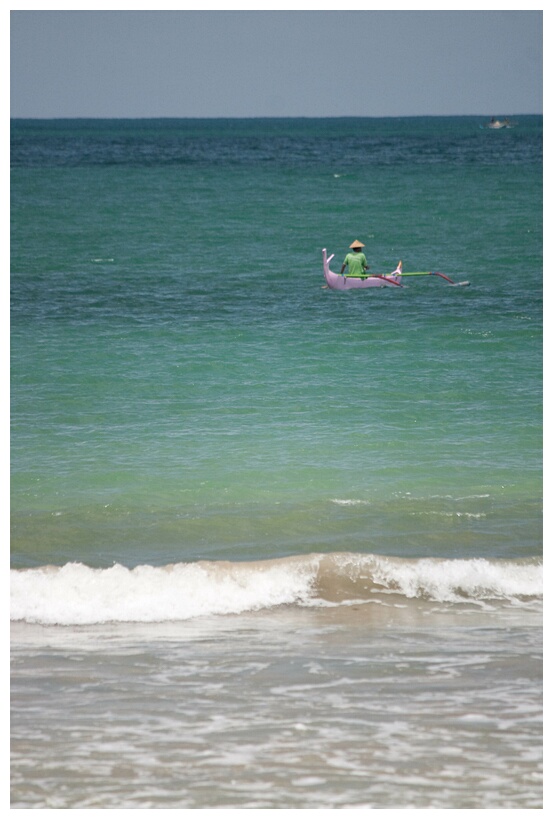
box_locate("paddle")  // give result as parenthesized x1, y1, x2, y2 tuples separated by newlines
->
(342, 273, 404, 287)
(371, 274, 404, 287)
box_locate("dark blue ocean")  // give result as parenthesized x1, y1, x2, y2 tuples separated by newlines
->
(11, 117, 542, 808)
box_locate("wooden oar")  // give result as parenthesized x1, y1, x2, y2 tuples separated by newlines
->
(371, 274, 404, 287)
(341, 273, 404, 287)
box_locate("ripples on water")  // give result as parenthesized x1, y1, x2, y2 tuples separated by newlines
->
(11, 117, 542, 808)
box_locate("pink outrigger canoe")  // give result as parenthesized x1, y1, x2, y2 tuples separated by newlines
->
(322, 248, 403, 290)
(322, 248, 469, 290)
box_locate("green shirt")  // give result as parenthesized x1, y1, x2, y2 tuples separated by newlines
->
(343, 252, 368, 277)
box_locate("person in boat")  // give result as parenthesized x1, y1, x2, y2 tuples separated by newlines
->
(340, 240, 369, 277)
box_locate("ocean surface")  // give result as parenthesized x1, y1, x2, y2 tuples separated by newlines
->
(10, 116, 542, 809)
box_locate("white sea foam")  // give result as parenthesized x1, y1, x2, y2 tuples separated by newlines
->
(368, 555, 542, 602)
(330, 498, 371, 506)
(10, 558, 317, 626)
(10, 553, 542, 626)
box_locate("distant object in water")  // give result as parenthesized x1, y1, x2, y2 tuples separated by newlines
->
(322, 249, 403, 289)
(322, 249, 470, 290)
(484, 117, 517, 129)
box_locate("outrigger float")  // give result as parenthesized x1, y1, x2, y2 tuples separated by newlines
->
(322, 249, 469, 290)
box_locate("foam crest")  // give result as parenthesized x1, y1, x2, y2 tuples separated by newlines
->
(366, 555, 543, 602)
(10, 558, 317, 626)
(10, 553, 542, 625)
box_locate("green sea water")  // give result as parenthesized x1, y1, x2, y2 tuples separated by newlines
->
(10, 117, 543, 809)
(11, 117, 542, 568)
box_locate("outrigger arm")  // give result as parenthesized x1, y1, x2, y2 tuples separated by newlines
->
(401, 271, 470, 286)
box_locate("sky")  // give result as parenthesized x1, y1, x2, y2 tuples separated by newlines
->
(9, 6, 543, 119)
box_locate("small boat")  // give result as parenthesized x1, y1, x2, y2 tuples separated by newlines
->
(322, 249, 470, 290)
(483, 117, 516, 129)
(322, 249, 403, 290)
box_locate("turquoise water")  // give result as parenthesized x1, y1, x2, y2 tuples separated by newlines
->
(11, 117, 542, 808)
(11, 117, 542, 569)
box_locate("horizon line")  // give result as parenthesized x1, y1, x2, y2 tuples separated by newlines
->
(10, 112, 542, 121)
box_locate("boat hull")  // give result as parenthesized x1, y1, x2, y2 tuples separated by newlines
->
(484, 118, 516, 129)
(322, 249, 403, 290)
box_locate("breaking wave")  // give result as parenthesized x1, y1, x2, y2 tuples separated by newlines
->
(10, 552, 542, 626)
